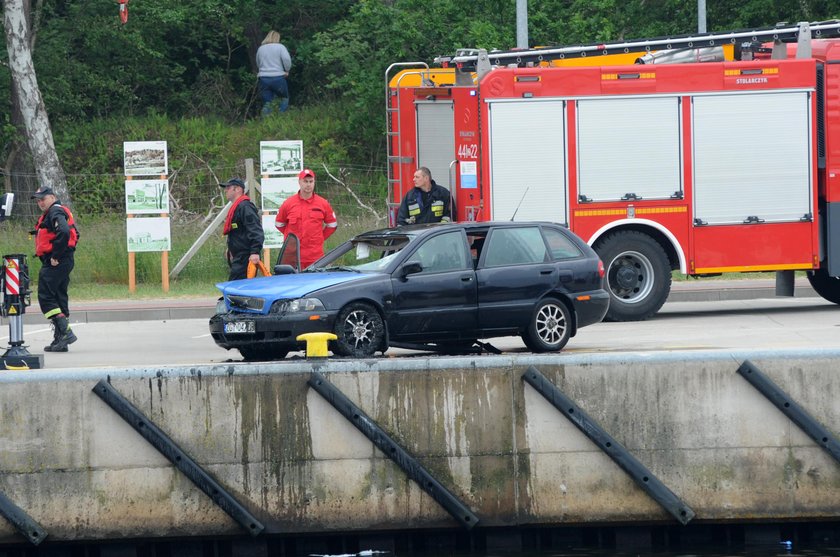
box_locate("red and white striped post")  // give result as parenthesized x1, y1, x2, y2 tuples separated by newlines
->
(1, 254, 43, 370)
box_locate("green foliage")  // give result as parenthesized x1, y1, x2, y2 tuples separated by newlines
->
(3, 0, 839, 190)
(51, 100, 371, 216)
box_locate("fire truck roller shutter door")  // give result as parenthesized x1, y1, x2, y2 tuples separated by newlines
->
(416, 101, 455, 193)
(488, 100, 567, 222)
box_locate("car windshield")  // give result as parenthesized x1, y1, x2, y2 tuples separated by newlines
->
(313, 235, 411, 272)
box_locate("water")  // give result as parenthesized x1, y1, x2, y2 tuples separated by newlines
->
(311, 545, 840, 557)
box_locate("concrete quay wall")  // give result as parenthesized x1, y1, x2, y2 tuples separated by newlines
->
(0, 350, 839, 543)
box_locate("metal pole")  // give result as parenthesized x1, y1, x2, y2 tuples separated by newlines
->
(698, 0, 707, 33)
(516, 0, 528, 49)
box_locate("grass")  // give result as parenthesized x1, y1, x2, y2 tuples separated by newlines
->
(0, 214, 381, 302)
(70, 280, 219, 301)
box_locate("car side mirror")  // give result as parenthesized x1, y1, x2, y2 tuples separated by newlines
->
(399, 261, 423, 280)
(273, 264, 297, 275)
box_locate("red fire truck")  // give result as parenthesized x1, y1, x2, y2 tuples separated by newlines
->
(386, 20, 840, 321)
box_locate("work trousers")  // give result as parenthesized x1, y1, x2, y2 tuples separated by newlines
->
(38, 251, 74, 318)
(228, 254, 249, 282)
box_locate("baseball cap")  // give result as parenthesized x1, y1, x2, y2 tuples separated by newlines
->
(298, 168, 315, 179)
(31, 186, 55, 199)
(220, 178, 246, 189)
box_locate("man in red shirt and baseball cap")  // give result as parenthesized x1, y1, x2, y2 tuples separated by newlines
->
(275, 169, 338, 269)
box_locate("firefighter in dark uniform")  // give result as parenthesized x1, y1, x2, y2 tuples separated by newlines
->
(397, 167, 455, 225)
(220, 177, 264, 281)
(32, 185, 79, 352)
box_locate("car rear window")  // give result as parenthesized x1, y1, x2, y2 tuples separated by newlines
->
(543, 227, 583, 260)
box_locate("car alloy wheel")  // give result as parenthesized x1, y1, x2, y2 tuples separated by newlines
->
(523, 298, 571, 352)
(333, 302, 385, 357)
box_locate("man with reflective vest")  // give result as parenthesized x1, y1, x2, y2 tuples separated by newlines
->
(32, 185, 79, 352)
(275, 169, 338, 269)
(221, 177, 264, 281)
(396, 167, 455, 225)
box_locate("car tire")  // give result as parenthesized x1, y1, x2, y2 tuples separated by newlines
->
(522, 298, 572, 352)
(595, 230, 671, 322)
(238, 346, 289, 362)
(332, 302, 386, 357)
(807, 267, 840, 304)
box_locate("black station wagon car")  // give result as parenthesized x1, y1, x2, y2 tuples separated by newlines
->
(209, 221, 609, 360)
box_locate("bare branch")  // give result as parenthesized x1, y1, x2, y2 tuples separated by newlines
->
(321, 163, 385, 224)
(181, 149, 227, 222)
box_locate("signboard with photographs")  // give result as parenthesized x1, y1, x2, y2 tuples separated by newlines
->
(124, 141, 168, 176)
(260, 140, 303, 175)
(262, 214, 284, 249)
(125, 180, 169, 214)
(260, 177, 298, 211)
(127, 217, 171, 252)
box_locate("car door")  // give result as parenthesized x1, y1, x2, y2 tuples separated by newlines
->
(389, 229, 478, 341)
(476, 225, 569, 331)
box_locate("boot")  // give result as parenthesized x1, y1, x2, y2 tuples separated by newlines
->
(44, 315, 77, 352)
(45, 320, 61, 351)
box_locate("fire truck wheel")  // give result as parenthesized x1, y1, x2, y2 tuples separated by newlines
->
(332, 302, 386, 357)
(239, 345, 289, 362)
(596, 231, 671, 322)
(522, 298, 572, 352)
(807, 268, 840, 304)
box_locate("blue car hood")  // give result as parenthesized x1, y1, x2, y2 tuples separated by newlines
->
(216, 272, 368, 312)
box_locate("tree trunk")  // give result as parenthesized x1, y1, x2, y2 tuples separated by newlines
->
(3, 0, 71, 208)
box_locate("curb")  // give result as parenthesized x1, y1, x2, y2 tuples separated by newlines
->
(667, 284, 817, 303)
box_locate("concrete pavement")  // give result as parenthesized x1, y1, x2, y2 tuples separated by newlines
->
(4, 277, 820, 325)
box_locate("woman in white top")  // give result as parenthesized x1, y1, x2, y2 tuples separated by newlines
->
(256, 30, 292, 115)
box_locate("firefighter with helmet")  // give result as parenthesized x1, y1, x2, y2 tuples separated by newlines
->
(397, 167, 455, 225)
(31, 185, 79, 352)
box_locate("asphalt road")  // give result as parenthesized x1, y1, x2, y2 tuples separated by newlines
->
(4, 296, 838, 370)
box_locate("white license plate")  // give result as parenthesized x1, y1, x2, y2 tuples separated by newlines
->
(224, 321, 255, 334)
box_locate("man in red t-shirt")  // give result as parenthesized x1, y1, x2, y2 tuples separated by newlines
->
(275, 169, 338, 269)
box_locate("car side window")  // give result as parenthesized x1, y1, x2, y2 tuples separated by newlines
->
(543, 227, 583, 260)
(484, 227, 548, 267)
(412, 231, 470, 273)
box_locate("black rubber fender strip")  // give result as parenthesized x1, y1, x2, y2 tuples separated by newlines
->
(308, 371, 479, 530)
(0, 492, 47, 545)
(92, 379, 264, 536)
(737, 360, 840, 464)
(522, 365, 695, 525)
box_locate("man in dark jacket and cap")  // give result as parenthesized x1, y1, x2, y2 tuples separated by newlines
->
(397, 167, 455, 225)
(221, 178, 264, 280)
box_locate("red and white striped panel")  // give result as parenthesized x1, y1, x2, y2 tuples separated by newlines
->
(4, 257, 19, 296)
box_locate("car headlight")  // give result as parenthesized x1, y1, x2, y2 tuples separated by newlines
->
(215, 298, 227, 314)
(270, 298, 325, 314)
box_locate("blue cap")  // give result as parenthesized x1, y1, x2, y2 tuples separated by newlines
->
(221, 178, 246, 189)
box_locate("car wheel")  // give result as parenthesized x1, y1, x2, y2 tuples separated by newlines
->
(522, 298, 571, 352)
(595, 230, 671, 322)
(332, 302, 386, 357)
(807, 267, 840, 304)
(238, 346, 289, 362)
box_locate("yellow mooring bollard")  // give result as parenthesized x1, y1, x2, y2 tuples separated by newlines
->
(296, 332, 337, 358)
